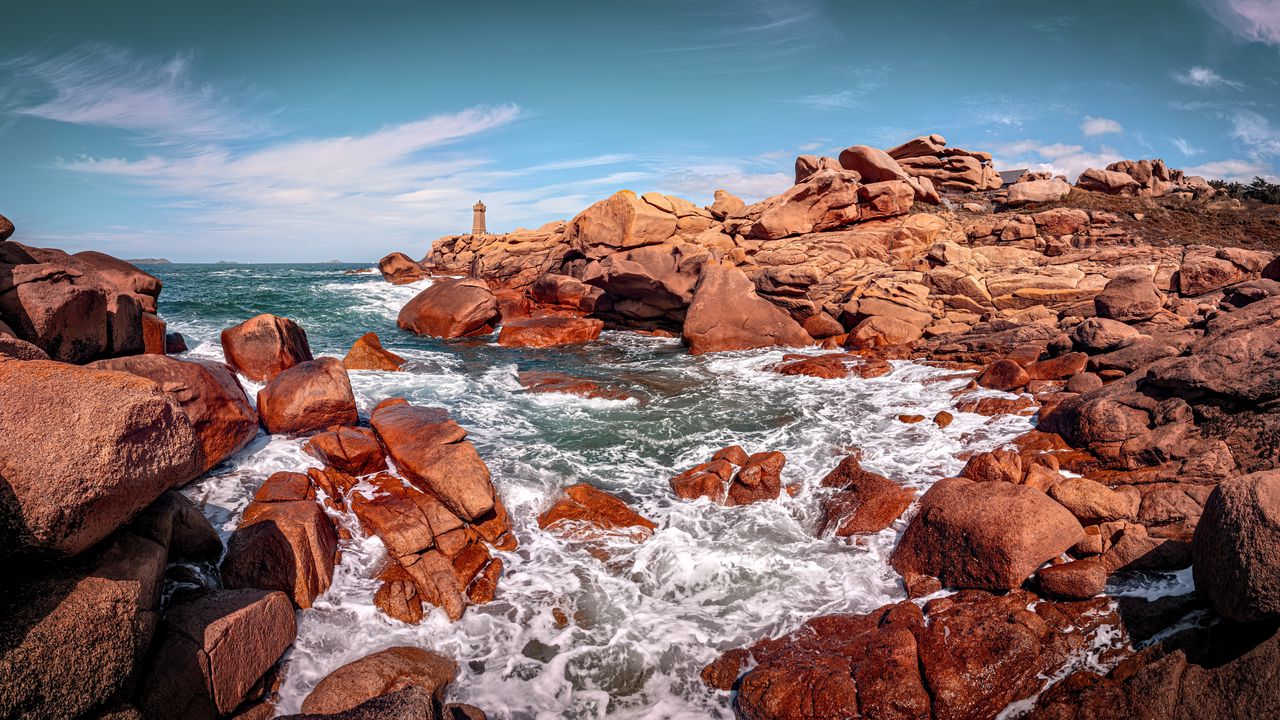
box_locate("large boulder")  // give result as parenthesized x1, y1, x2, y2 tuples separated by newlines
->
(1192, 470, 1280, 623)
(891, 477, 1084, 591)
(257, 357, 358, 436)
(497, 316, 604, 348)
(1007, 178, 1072, 206)
(681, 263, 811, 354)
(305, 426, 387, 476)
(89, 355, 258, 474)
(0, 360, 201, 558)
(670, 446, 785, 506)
(397, 278, 499, 338)
(579, 243, 704, 327)
(300, 647, 457, 716)
(220, 313, 313, 382)
(72, 250, 162, 313)
(378, 252, 429, 285)
(0, 261, 111, 363)
(1095, 272, 1163, 321)
(137, 589, 297, 719)
(564, 190, 678, 259)
(529, 273, 604, 313)
(0, 212, 12, 241)
(221, 499, 339, 608)
(1077, 168, 1141, 195)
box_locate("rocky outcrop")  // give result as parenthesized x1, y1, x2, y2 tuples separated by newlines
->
(397, 278, 500, 338)
(886, 133, 1003, 193)
(1077, 158, 1213, 198)
(257, 357, 358, 436)
(378, 252, 429, 285)
(1192, 470, 1280, 623)
(682, 263, 811, 354)
(342, 331, 406, 371)
(0, 359, 201, 558)
(670, 446, 785, 506)
(220, 313, 314, 382)
(537, 483, 657, 542)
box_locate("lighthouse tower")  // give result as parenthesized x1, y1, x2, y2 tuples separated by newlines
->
(471, 200, 487, 236)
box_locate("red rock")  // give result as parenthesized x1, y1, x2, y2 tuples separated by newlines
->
(898, 414, 926, 423)
(165, 331, 188, 354)
(221, 500, 338, 609)
(1095, 272, 1164, 321)
(1026, 352, 1088, 380)
(136, 589, 296, 718)
(0, 359, 200, 558)
(1048, 477, 1141, 524)
(1192, 470, 1280, 623)
(220, 313, 313, 382)
(538, 483, 657, 542)
(0, 260, 110, 362)
(373, 561, 425, 624)
(300, 647, 457, 716)
(1037, 558, 1107, 599)
(816, 455, 914, 536)
(378, 252, 429, 285)
(530, 274, 604, 313)
(255, 471, 315, 503)
(727, 452, 786, 506)
(516, 370, 631, 400)
(305, 426, 387, 476)
(682, 263, 811, 354)
(397, 278, 499, 339)
(369, 403, 497, 521)
(257, 357, 358, 436)
(933, 410, 954, 428)
(89, 355, 258, 474)
(960, 449, 1023, 484)
(891, 477, 1084, 591)
(71, 250, 162, 312)
(977, 358, 1030, 390)
(350, 473, 460, 559)
(670, 447, 785, 506)
(141, 312, 166, 354)
(0, 212, 12, 240)
(845, 315, 923, 349)
(497, 316, 604, 347)
(954, 394, 1036, 416)
(773, 354, 851, 379)
(701, 648, 750, 691)
(342, 332, 405, 371)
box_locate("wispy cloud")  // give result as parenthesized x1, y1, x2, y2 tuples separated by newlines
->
(1081, 116, 1123, 136)
(1172, 137, 1204, 156)
(1197, 0, 1280, 45)
(651, 0, 838, 67)
(2, 44, 273, 144)
(791, 63, 891, 110)
(1031, 16, 1076, 33)
(1229, 109, 1280, 157)
(1173, 65, 1246, 90)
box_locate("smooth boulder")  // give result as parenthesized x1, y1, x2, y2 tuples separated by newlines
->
(397, 278, 499, 339)
(497, 316, 604, 348)
(257, 357, 358, 436)
(681, 263, 811, 354)
(342, 332, 405, 371)
(1192, 470, 1280, 623)
(220, 313, 313, 382)
(300, 647, 458, 716)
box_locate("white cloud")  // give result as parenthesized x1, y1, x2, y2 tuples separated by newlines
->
(791, 63, 891, 111)
(1080, 116, 1123, 136)
(1230, 109, 1280, 157)
(1198, 0, 1280, 45)
(990, 139, 1124, 180)
(1172, 137, 1204, 156)
(1186, 158, 1276, 181)
(1173, 65, 1246, 90)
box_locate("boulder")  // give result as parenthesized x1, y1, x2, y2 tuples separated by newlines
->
(1095, 272, 1163, 321)
(0, 260, 111, 363)
(1192, 471, 1280, 623)
(137, 589, 297, 719)
(891, 478, 1084, 591)
(0, 360, 200, 558)
(1077, 168, 1141, 195)
(670, 447, 785, 506)
(529, 274, 604, 313)
(960, 450, 1023, 484)
(564, 190, 678, 259)
(773, 353, 852, 379)
(220, 313, 314, 382)
(845, 315, 922, 349)
(1048, 477, 1140, 524)
(976, 358, 1030, 391)
(1036, 558, 1107, 600)
(0, 212, 12, 241)
(516, 370, 631, 401)
(378, 252, 429, 285)
(141, 312, 166, 354)
(0, 333, 49, 360)
(342, 332, 405, 371)
(1007, 178, 1072, 206)
(300, 647, 458, 716)
(89, 355, 258, 474)
(257, 358, 358, 436)
(816, 455, 914, 536)
(1071, 317, 1140, 353)
(221, 500, 339, 608)
(682, 263, 811, 354)
(305, 426, 387, 476)
(166, 331, 188, 353)
(497, 316, 604, 348)
(537, 483, 657, 542)
(580, 243, 702, 327)
(281, 686, 441, 720)
(397, 278, 499, 338)
(71, 251, 162, 312)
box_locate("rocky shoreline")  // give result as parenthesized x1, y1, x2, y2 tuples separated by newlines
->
(3, 134, 1280, 719)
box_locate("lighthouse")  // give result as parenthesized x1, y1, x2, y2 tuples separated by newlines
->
(472, 200, 487, 236)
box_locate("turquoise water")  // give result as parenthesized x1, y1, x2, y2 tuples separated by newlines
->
(148, 263, 1042, 719)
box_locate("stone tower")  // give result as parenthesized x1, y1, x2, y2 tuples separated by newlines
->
(472, 200, 487, 236)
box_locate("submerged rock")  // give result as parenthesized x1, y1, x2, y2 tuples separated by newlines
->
(516, 370, 632, 400)
(816, 454, 914, 536)
(538, 483, 657, 542)
(497, 316, 604, 348)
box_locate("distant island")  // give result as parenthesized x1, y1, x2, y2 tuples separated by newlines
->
(125, 258, 172, 265)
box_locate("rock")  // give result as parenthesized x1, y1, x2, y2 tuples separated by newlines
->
(1095, 272, 1164, 321)
(378, 252, 429, 285)
(960, 449, 1023, 484)
(1007, 178, 1072, 205)
(836, 145, 912, 185)
(71, 251, 162, 312)
(0, 529, 166, 719)
(136, 589, 297, 719)
(1066, 372, 1104, 393)
(529, 274, 604, 313)
(794, 154, 841, 184)
(257, 358, 358, 436)
(165, 331, 188, 353)
(305, 426, 387, 476)
(816, 455, 914, 536)
(516, 370, 631, 400)
(682, 263, 811, 354)
(1071, 317, 1141, 352)
(537, 483, 657, 542)
(89, 355, 258, 475)
(845, 315, 923, 349)
(0, 360, 200, 558)
(220, 314, 314, 382)
(977, 358, 1030, 390)
(369, 403, 497, 522)
(281, 686, 441, 720)
(1048, 477, 1140, 524)
(342, 332, 405, 371)
(891, 477, 1084, 591)
(933, 410, 954, 428)
(1033, 207, 1091, 235)
(773, 353, 851, 379)
(1077, 168, 1141, 195)
(221, 500, 339, 608)
(300, 647, 457, 716)
(565, 190, 678, 258)
(397, 278, 499, 338)
(0, 212, 12, 240)
(1037, 558, 1108, 599)
(1145, 297, 1280, 404)
(497, 316, 604, 348)
(1026, 352, 1089, 381)
(1192, 470, 1280, 623)
(0, 333, 50, 360)
(670, 447, 785, 506)
(142, 312, 166, 354)
(708, 189, 747, 219)
(0, 260, 111, 363)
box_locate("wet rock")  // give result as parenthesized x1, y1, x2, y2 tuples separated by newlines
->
(773, 353, 854, 379)
(378, 252, 429, 285)
(891, 477, 1084, 591)
(221, 500, 339, 609)
(497, 316, 603, 348)
(397, 278, 500, 338)
(960, 449, 1023, 484)
(305, 426, 387, 476)
(537, 483, 657, 542)
(816, 455, 914, 536)
(255, 471, 316, 503)
(137, 589, 296, 719)
(0, 359, 200, 558)
(220, 313, 314, 382)
(89, 355, 258, 474)
(682, 263, 811, 354)
(1037, 558, 1108, 599)
(670, 446, 785, 506)
(300, 647, 458, 716)
(1192, 470, 1280, 623)
(529, 273, 604, 313)
(281, 686, 441, 720)
(370, 403, 497, 521)
(977, 358, 1029, 390)
(342, 332, 405, 371)
(165, 330, 188, 353)
(516, 370, 631, 400)
(257, 357, 358, 436)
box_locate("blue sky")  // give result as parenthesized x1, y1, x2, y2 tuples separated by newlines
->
(2, 0, 1280, 262)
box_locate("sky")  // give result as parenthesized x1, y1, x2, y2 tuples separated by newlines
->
(2, 0, 1280, 262)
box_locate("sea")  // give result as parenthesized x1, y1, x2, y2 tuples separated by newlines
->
(144, 262, 1182, 719)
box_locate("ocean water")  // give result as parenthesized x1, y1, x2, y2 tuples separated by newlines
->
(148, 263, 1063, 718)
